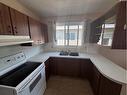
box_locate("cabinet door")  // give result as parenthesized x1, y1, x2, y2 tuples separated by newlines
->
(0, 3, 13, 35)
(112, 1, 126, 49)
(50, 57, 58, 75)
(10, 8, 29, 36)
(53, 57, 80, 77)
(38, 22, 44, 44)
(89, 19, 103, 43)
(98, 75, 122, 95)
(42, 23, 48, 43)
(90, 65, 101, 95)
(80, 59, 93, 79)
(28, 17, 43, 44)
(45, 59, 50, 81)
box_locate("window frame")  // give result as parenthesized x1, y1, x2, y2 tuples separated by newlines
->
(55, 23, 84, 47)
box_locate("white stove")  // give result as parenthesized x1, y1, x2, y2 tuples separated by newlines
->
(0, 52, 46, 95)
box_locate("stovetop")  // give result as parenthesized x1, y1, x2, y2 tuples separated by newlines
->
(0, 62, 42, 87)
(0, 52, 42, 87)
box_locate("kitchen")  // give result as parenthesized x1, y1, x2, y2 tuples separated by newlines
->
(0, 0, 126, 95)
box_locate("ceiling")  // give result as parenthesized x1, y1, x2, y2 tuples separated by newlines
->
(18, 0, 118, 18)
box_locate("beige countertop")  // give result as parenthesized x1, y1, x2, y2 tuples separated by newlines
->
(28, 52, 127, 85)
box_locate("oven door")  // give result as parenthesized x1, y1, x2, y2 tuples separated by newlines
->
(18, 67, 46, 95)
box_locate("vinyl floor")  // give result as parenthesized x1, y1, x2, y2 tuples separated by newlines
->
(44, 76, 93, 95)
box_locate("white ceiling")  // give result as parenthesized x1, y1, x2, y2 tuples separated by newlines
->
(18, 0, 118, 18)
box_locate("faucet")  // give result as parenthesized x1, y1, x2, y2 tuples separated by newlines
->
(67, 49, 71, 54)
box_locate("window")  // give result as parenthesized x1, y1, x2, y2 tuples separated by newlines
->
(55, 22, 84, 46)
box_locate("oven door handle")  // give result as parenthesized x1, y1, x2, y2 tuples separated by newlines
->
(18, 70, 42, 93)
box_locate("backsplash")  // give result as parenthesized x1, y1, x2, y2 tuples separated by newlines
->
(0, 45, 44, 60)
(43, 43, 99, 54)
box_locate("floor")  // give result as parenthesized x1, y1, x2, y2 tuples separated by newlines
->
(44, 76, 94, 95)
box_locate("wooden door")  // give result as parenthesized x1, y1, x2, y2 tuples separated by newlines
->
(38, 22, 44, 44)
(90, 19, 103, 43)
(112, 1, 126, 49)
(90, 65, 101, 95)
(0, 3, 13, 35)
(57, 58, 80, 77)
(41, 23, 45, 43)
(52, 57, 80, 77)
(28, 17, 43, 44)
(10, 8, 29, 36)
(45, 58, 51, 81)
(80, 59, 93, 79)
(42, 23, 48, 43)
(50, 57, 58, 75)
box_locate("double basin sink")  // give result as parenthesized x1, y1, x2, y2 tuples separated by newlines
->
(59, 51, 79, 56)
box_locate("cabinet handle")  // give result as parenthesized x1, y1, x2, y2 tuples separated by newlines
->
(15, 31, 18, 33)
(124, 24, 126, 30)
(14, 26, 18, 33)
(8, 26, 11, 33)
(8, 31, 11, 33)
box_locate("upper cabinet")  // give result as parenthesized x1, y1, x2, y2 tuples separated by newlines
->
(28, 17, 46, 44)
(28, 17, 49, 45)
(112, 1, 126, 49)
(90, 1, 126, 49)
(0, 3, 13, 35)
(10, 8, 29, 36)
(42, 23, 49, 43)
(0, 2, 49, 45)
(0, 3, 29, 36)
(90, 18, 103, 43)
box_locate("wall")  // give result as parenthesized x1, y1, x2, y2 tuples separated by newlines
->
(42, 14, 103, 42)
(43, 43, 99, 54)
(42, 15, 95, 53)
(0, 0, 41, 21)
(98, 45, 127, 69)
(0, 45, 43, 60)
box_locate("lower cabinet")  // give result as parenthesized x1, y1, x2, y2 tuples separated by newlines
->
(44, 57, 122, 95)
(50, 57, 81, 77)
(90, 65, 101, 95)
(80, 59, 93, 79)
(50, 57, 58, 75)
(98, 75, 122, 95)
(44, 58, 50, 81)
(56, 58, 80, 77)
(89, 65, 122, 95)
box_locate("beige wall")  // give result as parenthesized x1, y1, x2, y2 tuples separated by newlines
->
(0, 0, 41, 21)
(98, 45, 127, 70)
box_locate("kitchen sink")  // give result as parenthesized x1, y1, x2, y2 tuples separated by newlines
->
(69, 52, 79, 56)
(59, 51, 69, 56)
(59, 51, 79, 56)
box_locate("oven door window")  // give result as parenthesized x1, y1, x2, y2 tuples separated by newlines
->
(29, 74, 42, 92)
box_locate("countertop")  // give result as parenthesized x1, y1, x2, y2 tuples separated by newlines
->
(28, 52, 127, 84)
